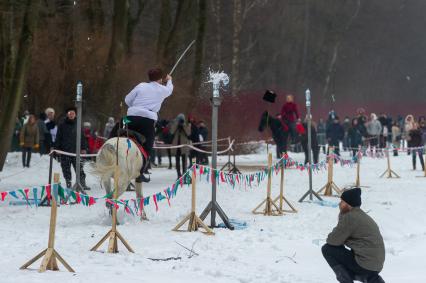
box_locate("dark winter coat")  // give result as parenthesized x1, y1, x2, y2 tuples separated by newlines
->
(189, 123, 200, 143)
(55, 118, 88, 153)
(327, 207, 385, 272)
(300, 123, 318, 149)
(326, 123, 344, 146)
(408, 129, 423, 147)
(37, 119, 48, 142)
(20, 122, 39, 148)
(348, 126, 363, 147)
(280, 102, 299, 123)
(198, 126, 208, 141)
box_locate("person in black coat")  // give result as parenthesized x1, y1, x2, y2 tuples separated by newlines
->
(188, 115, 200, 167)
(348, 118, 364, 156)
(258, 111, 288, 158)
(197, 120, 209, 165)
(326, 116, 344, 156)
(55, 107, 89, 189)
(408, 123, 425, 171)
(299, 120, 319, 164)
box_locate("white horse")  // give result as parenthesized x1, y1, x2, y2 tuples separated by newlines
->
(94, 137, 147, 219)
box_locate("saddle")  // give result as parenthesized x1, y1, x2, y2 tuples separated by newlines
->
(116, 128, 148, 160)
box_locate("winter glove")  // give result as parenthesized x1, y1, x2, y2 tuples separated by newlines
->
(20, 142, 24, 147)
(34, 144, 39, 150)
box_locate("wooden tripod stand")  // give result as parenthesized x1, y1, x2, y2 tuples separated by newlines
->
(380, 148, 400, 178)
(90, 166, 134, 253)
(273, 155, 297, 213)
(20, 173, 75, 273)
(317, 147, 341, 196)
(253, 153, 283, 216)
(173, 166, 214, 235)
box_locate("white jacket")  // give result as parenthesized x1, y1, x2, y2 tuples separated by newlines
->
(125, 80, 173, 121)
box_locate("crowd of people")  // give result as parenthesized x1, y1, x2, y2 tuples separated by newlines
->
(10, 106, 210, 186)
(261, 95, 426, 171)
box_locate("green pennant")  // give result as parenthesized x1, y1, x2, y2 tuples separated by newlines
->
(40, 186, 45, 200)
(122, 116, 131, 125)
(58, 185, 65, 201)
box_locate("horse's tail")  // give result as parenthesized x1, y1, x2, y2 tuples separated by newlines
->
(93, 143, 116, 178)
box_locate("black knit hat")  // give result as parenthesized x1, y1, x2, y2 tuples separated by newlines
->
(65, 106, 77, 113)
(341, 187, 362, 207)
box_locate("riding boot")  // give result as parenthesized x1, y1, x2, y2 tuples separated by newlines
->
(331, 265, 354, 283)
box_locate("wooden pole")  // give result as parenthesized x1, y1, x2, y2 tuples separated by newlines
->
(317, 146, 341, 196)
(273, 154, 297, 213)
(91, 138, 135, 253)
(380, 147, 400, 178)
(355, 153, 360, 187)
(253, 153, 283, 215)
(173, 164, 214, 234)
(21, 173, 75, 273)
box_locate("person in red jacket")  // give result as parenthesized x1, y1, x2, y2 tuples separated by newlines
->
(281, 94, 299, 145)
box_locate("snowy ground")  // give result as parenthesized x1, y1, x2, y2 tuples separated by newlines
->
(0, 147, 425, 282)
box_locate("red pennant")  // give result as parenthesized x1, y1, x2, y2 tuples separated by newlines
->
(153, 194, 158, 211)
(1, 191, 7, 201)
(76, 192, 81, 204)
(106, 199, 118, 210)
(220, 171, 225, 183)
(200, 165, 204, 175)
(24, 188, 30, 200)
(164, 189, 171, 207)
(88, 197, 96, 206)
(46, 185, 51, 200)
(121, 200, 131, 214)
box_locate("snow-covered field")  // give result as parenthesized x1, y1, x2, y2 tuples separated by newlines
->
(0, 147, 425, 283)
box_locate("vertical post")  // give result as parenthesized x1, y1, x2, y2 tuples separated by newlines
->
(328, 147, 334, 183)
(47, 173, 60, 249)
(48, 153, 53, 184)
(306, 89, 313, 200)
(75, 81, 83, 191)
(266, 153, 273, 215)
(386, 148, 391, 178)
(279, 154, 285, 210)
(191, 164, 196, 213)
(356, 154, 361, 187)
(211, 96, 219, 227)
(424, 147, 426, 177)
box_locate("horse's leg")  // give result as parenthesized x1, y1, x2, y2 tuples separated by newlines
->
(135, 181, 148, 221)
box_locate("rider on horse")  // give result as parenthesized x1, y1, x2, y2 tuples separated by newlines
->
(124, 68, 173, 182)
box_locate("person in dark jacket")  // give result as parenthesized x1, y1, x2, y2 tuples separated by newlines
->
(280, 94, 299, 143)
(197, 120, 209, 165)
(317, 118, 327, 154)
(408, 123, 425, 171)
(326, 116, 344, 156)
(20, 114, 39, 167)
(44, 107, 57, 153)
(299, 119, 319, 164)
(259, 111, 288, 158)
(187, 115, 199, 167)
(37, 113, 49, 155)
(55, 107, 89, 189)
(322, 187, 385, 283)
(348, 118, 363, 156)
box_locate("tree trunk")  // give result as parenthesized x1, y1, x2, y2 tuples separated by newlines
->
(98, 0, 129, 116)
(187, 0, 207, 112)
(0, 0, 41, 171)
(231, 0, 242, 96)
